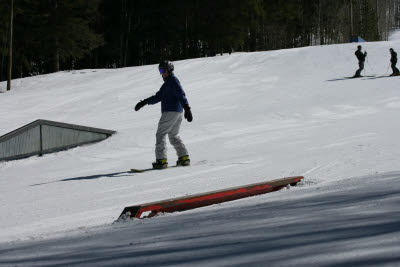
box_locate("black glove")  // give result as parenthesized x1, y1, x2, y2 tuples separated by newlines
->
(364, 51, 367, 56)
(183, 104, 193, 122)
(135, 99, 147, 111)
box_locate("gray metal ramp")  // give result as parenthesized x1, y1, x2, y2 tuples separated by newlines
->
(0, 120, 116, 161)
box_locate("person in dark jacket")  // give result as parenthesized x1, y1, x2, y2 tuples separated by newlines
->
(135, 60, 192, 169)
(354, 45, 367, 78)
(389, 48, 400, 76)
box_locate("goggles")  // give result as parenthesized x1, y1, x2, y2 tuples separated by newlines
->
(159, 68, 166, 74)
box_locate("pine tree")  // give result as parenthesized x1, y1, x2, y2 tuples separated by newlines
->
(0, 0, 9, 81)
(24, 0, 103, 73)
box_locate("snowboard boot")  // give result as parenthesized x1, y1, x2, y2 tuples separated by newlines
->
(176, 155, 190, 166)
(152, 158, 168, 169)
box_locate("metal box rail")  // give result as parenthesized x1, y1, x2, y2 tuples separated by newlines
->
(0, 119, 116, 161)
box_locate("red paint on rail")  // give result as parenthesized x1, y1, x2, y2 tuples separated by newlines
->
(119, 176, 304, 219)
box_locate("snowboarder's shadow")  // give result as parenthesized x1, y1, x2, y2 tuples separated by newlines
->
(30, 171, 131, 186)
(60, 172, 131, 182)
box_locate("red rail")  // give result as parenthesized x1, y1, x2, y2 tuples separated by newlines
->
(118, 176, 304, 220)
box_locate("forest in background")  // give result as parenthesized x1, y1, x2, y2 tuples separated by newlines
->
(1, 0, 400, 82)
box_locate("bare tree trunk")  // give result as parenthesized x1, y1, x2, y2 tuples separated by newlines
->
(119, 0, 129, 67)
(51, 0, 59, 72)
(350, 0, 354, 39)
(184, 14, 188, 58)
(7, 0, 13, 91)
(1, 22, 7, 81)
(124, 12, 131, 67)
(53, 39, 59, 72)
(319, 0, 324, 45)
(387, 0, 391, 40)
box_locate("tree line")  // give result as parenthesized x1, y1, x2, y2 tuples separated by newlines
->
(1, 0, 400, 82)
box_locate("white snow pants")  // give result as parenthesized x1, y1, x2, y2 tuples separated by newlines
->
(155, 112, 188, 160)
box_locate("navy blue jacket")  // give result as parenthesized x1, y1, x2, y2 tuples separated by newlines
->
(146, 74, 189, 113)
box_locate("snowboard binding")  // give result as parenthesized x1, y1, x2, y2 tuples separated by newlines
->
(176, 155, 190, 166)
(152, 159, 168, 169)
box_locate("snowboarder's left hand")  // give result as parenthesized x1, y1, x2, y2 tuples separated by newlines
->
(183, 104, 193, 122)
(135, 99, 147, 111)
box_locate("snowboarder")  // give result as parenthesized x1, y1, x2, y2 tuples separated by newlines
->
(354, 45, 367, 78)
(134, 60, 192, 169)
(389, 48, 400, 76)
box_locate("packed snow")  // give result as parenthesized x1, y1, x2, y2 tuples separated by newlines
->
(0, 35, 400, 266)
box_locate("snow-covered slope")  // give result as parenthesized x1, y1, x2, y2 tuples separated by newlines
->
(1, 38, 400, 266)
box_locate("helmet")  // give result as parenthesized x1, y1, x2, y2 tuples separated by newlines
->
(390, 48, 394, 52)
(357, 45, 362, 49)
(159, 60, 174, 73)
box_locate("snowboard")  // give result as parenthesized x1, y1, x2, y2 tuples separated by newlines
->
(130, 160, 204, 173)
(130, 165, 181, 173)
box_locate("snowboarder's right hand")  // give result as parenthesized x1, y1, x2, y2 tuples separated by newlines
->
(135, 99, 147, 111)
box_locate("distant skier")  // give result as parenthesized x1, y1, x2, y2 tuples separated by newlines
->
(389, 48, 400, 76)
(134, 60, 192, 169)
(353, 45, 367, 78)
